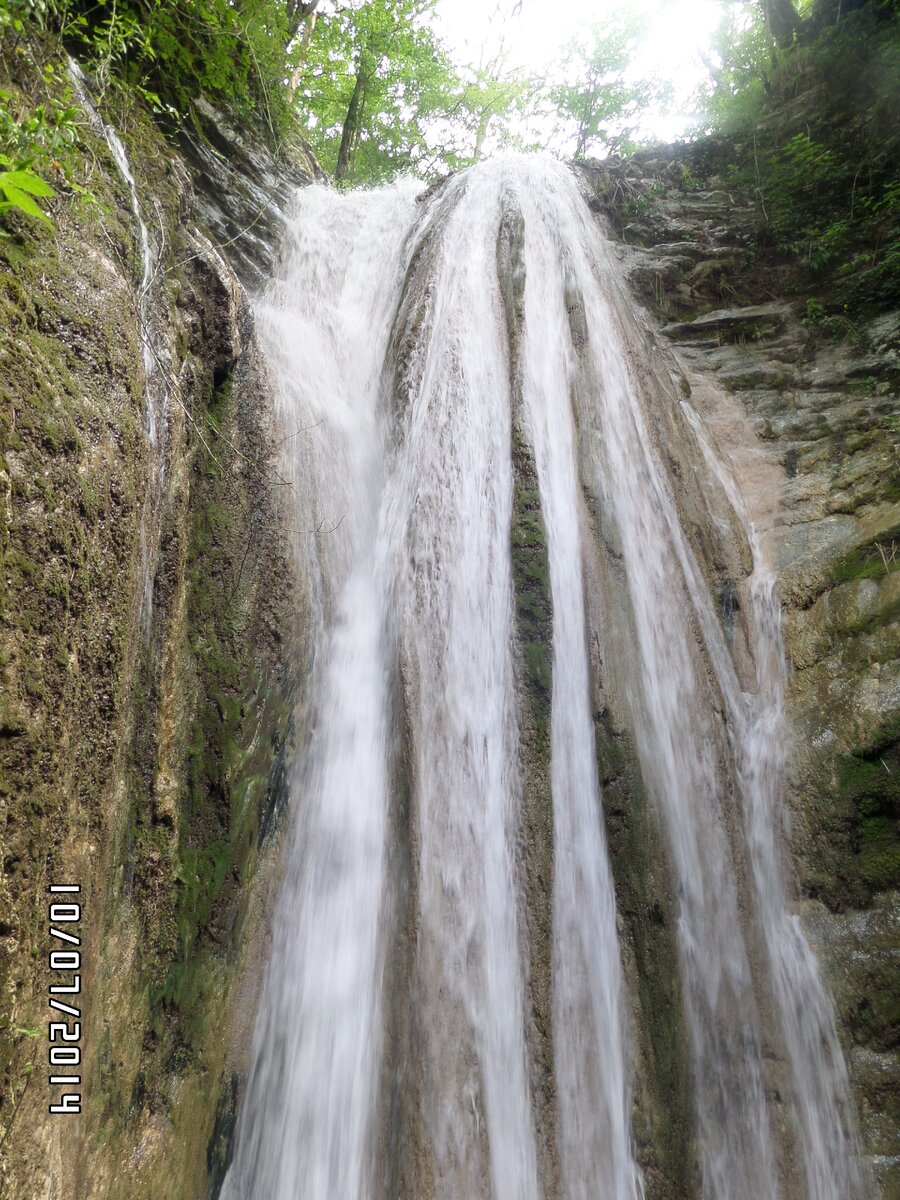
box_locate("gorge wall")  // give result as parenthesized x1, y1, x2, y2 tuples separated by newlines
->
(581, 148, 898, 1195)
(0, 71, 896, 1200)
(0, 79, 321, 1197)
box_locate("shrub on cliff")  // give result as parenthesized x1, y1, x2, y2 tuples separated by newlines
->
(700, 0, 900, 310)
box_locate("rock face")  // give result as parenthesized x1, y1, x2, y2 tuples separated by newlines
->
(578, 154, 899, 1198)
(179, 99, 327, 289)
(0, 89, 318, 1198)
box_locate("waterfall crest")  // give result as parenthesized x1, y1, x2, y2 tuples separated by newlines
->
(222, 156, 872, 1200)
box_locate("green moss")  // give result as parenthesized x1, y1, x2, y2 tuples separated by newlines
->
(141, 376, 291, 1051)
(596, 711, 697, 1200)
(859, 840, 900, 891)
(818, 716, 900, 906)
(846, 951, 900, 1051)
(206, 1072, 240, 1197)
(831, 524, 900, 584)
(510, 436, 552, 721)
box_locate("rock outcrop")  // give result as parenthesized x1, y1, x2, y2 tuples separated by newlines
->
(580, 150, 899, 1198)
(0, 84, 317, 1199)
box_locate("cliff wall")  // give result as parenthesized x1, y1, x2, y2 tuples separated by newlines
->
(0, 69, 318, 1198)
(580, 149, 898, 1197)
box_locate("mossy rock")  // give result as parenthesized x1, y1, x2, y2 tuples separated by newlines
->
(806, 716, 900, 911)
(832, 523, 900, 584)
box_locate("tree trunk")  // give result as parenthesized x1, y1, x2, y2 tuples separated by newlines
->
(288, 11, 317, 96)
(285, 0, 320, 48)
(335, 67, 368, 183)
(473, 109, 491, 161)
(762, 0, 804, 46)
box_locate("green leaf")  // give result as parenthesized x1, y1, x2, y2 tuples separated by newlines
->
(0, 185, 52, 224)
(0, 170, 55, 197)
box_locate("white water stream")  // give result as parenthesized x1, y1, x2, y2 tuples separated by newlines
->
(69, 60, 169, 624)
(683, 402, 875, 1200)
(221, 156, 872, 1200)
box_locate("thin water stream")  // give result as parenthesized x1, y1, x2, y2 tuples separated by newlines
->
(69, 60, 170, 626)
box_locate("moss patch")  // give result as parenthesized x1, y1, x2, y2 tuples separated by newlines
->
(803, 716, 900, 912)
(836, 717, 900, 896)
(596, 711, 698, 1200)
(831, 524, 900, 584)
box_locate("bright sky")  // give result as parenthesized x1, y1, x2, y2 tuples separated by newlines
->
(434, 0, 725, 144)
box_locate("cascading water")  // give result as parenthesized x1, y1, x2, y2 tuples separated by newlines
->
(220, 183, 421, 1200)
(222, 155, 873, 1200)
(683, 403, 875, 1200)
(517, 179, 642, 1200)
(390, 168, 541, 1200)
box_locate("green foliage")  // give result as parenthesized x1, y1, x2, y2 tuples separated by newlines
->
(0, 51, 81, 234)
(0, 0, 53, 36)
(0, 0, 304, 137)
(0, 159, 54, 226)
(442, 61, 542, 166)
(0, 80, 80, 167)
(3, 0, 666, 186)
(831, 527, 900, 584)
(57, 0, 298, 134)
(548, 12, 660, 160)
(293, 0, 459, 183)
(699, 2, 772, 135)
(804, 296, 826, 322)
(699, 3, 900, 310)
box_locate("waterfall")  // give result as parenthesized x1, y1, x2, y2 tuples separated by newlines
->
(220, 182, 420, 1200)
(517, 178, 642, 1200)
(222, 155, 871, 1200)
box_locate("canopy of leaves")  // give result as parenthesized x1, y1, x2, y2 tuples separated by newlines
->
(293, 0, 460, 182)
(1, 0, 664, 196)
(0, 0, 304, 135)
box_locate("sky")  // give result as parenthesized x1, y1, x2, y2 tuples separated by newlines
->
(434, 0, 726, 144)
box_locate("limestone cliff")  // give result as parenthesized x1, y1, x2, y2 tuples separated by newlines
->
(0, 75, 318, 1198)
(580, 148, 898, 1197)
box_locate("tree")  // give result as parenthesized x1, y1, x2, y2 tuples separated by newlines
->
(760, 0, 804, 46)
(295, 0, 459, 184)
(451, 58, 540, 162)
(285, 0, 320, 47)
(751, 0, 889, 49)
(56, 0, 306, 131)
(548, 14, 659, 160)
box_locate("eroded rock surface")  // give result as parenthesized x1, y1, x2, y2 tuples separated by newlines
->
(0, 89, 318, 1199)
(580, 151, 899, 1197)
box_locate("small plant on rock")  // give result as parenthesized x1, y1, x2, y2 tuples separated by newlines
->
(0, 157, 54, 229)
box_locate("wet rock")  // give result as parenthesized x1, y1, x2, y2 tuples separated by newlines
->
(717, 359, 798, 390)
(178, 98, 325, 287)
(662, 303, 792, 341)
(178, 233, 247, 385)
